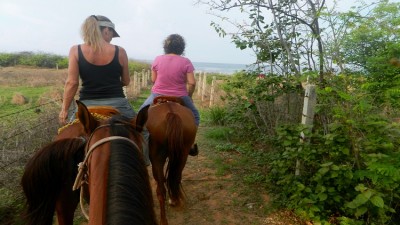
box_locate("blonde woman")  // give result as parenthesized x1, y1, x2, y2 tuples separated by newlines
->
(59, 15, 134, 124)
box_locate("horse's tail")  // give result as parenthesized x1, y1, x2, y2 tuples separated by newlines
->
(107, 139, 157, 224)
(165, 112, 186, 206)
(20, 138, 85, 225)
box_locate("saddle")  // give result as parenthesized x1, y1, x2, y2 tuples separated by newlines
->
(152, 96, 186, 106)
(58, 106, 121, 135)
(78, 105, 120, 118)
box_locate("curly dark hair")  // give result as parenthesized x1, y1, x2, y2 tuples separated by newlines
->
(163, 34, 185, 55)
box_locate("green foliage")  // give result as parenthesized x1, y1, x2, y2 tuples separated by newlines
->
(203, 106, 228, 126)
(264, 74, 400, 224)
(0, 53, 16, 67)
(340, 1, 400, 109)
(0, 52, 68, 68)
(220, 71, 303, 138)
(0, 52, 151, 71)
(216, 66, 400, 224)
(129, 89, 150, 111)
(201, 0, 400, 224)
(204, 126, 233, 142)
(339, 1, 400, 69)
(128, 60, 151, 72)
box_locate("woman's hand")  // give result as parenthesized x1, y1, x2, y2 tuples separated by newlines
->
(59, 109, 68, 125)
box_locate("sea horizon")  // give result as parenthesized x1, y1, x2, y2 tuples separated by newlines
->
(192, 61, 249, 74)
(138, 59, 249, 75)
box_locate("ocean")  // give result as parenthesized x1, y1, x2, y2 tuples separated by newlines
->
(140, 59, 248, 75)
(192, 62, 248, 74)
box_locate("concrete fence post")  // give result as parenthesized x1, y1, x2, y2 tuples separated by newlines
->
(295, 84, 317, 176)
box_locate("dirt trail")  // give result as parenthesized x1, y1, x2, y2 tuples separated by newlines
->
(145, 123, 306, 225)
(147, 127, 266, 225)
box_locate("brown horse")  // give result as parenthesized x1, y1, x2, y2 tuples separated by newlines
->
(138, 96, 198, 225)
(21, 100, 156, 225)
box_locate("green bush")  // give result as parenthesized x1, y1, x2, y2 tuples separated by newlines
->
(203, 106, 228, 125)
(219, 71, 400, 224)
(0, 52, 150, 70)
(0, 53, 17, 66)
(265, 74, 400, 224)
(128, 60, 151, 72)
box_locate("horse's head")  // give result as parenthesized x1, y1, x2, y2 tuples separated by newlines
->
(76, 100, 148, 135)
(73, 100, 156, 225)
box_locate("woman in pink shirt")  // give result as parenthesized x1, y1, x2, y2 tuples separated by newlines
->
(140, 34, 199, 161)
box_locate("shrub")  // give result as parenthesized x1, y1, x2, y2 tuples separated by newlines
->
(265, 74, 400, 224)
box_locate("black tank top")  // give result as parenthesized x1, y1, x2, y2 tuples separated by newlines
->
(78, 45, 125, 100)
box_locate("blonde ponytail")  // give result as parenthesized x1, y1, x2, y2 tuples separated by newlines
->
(80, 16, 103, 52)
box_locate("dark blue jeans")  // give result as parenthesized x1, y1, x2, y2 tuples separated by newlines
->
(139, 93, 200, 126)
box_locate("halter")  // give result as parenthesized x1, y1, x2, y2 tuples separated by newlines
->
(72, 122, 140, 220)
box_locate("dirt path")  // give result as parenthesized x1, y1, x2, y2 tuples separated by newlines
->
(146, 126, 266, 225)
(146, 123, 306, 225)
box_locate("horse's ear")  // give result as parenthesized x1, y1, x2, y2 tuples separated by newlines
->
(76, 100, 98, 134)
(135, 105, 150, 133)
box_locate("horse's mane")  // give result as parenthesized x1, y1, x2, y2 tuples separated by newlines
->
(21, 138, 85, 225)
(109, 115, 141, 138)
(106, 115, 157, 224)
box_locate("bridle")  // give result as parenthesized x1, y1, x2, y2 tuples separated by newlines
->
(72, 123, 140, 220)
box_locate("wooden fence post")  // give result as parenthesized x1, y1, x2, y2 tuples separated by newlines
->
(209, 76, 216, 107)
(148, 70, 151, 86)
(295, 84, 317, 176)
(201, 72, 207, 102)
(141, 69, 146, 88)
(197, 72, 202, 97)
(133, 72, 139, 96)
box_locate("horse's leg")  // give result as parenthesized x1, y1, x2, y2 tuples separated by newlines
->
(55, 188, 79, 225)
(150, 146, 168, 225)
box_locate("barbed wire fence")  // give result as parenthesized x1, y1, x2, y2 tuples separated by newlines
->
(0, 100, 60, 224)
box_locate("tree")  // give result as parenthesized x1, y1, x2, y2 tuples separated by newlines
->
(340, 0, 400, 107)
(197, 0, 327, 82)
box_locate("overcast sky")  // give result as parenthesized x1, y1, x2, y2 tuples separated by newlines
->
(0, 0, 257, 64)
(0, 0, 387, 65)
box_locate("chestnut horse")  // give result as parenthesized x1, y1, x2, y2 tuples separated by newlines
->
(21, 101, 157, 225)
(138, 96, 197, 225)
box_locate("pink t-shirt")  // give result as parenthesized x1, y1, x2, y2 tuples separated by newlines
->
(151, 54, 195, 96)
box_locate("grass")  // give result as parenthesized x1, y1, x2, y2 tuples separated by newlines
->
(130, 89, 151, 111)
(198, 121, 271, 218)
(0, 86, 53, 116)
(199, 106, 228, 127)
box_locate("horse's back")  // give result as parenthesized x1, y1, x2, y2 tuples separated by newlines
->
(147, 102, 197, 143)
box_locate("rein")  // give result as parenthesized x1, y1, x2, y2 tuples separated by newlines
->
(72, 123, 140, 220)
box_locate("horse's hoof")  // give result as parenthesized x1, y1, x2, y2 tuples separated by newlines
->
(168, 199, 177, 206)
(189, 144, 198, 156)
